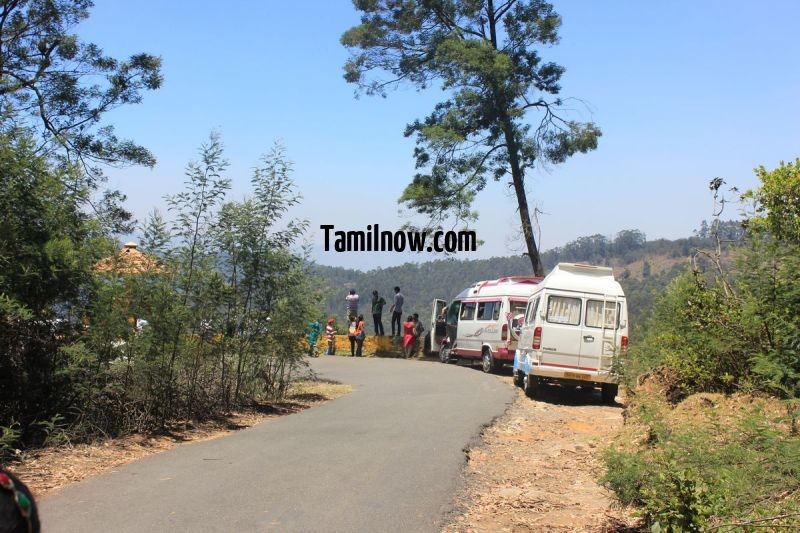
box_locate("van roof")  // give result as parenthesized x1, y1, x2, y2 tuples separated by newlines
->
(536, 263, 625, 296)
(454, 275, 544, 300)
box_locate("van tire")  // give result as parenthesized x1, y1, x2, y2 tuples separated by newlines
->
(523, 373, 539, 398)
(513, 369, 524, 388)
(423, 333, 431, 356)
(481, 349, 497, 373)
(601, 383, 618, 404)
(440, 346, 452, 364)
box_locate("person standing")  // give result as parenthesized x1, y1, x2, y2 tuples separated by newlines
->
(347, 314, 358, 357)
(390, 286, 404, 337)
(307, 319, 321, 357)
(412, 313, 425, 357)
(371, 290, 386, 336)
(325, 318, 336, 355)
(402, 315, 416, 358)
(354, 314, 366, 357)
(345, 288, 359, 322)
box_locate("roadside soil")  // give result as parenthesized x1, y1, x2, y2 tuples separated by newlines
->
(8, 379, 351, 497)
(444, 367, 640, 532)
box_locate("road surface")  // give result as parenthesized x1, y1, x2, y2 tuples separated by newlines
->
(40, 357, 514, 532)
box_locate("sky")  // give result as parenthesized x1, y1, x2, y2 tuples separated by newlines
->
(79, 1, 800, 269)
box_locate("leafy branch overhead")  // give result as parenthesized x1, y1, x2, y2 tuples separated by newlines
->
(0, 0, 162, 177)
(342, 0, 600, 275)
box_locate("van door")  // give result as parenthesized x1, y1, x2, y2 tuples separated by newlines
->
(540, 292, 584, 370)
(518, 294, 541, 360)
(579, 296, 622, 371)
(456, 300, 479, 357)
(445, 300, 461, 347)
(430, 299, 447, 353)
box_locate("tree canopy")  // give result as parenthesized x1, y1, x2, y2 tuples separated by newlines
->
(342, 0, 600, 275)
(0, 0, 162, 178)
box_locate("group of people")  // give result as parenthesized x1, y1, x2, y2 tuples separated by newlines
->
(305, 286, 426, 358)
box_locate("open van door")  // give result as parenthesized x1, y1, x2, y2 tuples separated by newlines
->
(428, 299, 447, 354)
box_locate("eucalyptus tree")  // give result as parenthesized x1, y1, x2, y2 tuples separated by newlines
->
(342, 0, 600, 275)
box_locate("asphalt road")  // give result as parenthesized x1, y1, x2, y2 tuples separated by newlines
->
(40, 357, 515, 532)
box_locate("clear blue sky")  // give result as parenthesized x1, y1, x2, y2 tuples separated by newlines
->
(80, 1, 800, 269)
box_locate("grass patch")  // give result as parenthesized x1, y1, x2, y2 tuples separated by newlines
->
(603, 392, 800, 531)
(286, 379, 353, 402)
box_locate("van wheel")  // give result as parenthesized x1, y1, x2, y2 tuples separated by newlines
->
(440, 346, 452, 364)
(523, 373, 539, 398)
(601, 383, 618, 404)
(482, 349, 497, 373)
(423, 333, 431, 356)
(513, 369, 524, 388)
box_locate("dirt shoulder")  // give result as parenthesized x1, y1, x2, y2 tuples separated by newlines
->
(444, 371, 639, 532)
(7, 379, 351, 497)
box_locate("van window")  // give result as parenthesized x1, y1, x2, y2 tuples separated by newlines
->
(447, 300, 461, 324)
(460, 301, 476, 321)
(509, 300, 527, 319)
(585, 300, 620, 329)
(546, 296, 581, 325)
(525, 296, 540, 325)
(477, 301, 500, 321)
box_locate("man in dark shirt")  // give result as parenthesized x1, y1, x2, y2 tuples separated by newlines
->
(371, 290, 386, 336)
(390, 286, 404, 337)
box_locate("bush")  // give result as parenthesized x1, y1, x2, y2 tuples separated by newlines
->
(603, 394, 800, 530)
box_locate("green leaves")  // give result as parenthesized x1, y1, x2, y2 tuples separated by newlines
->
(743, 159, 800, 244)
(0, 0, 162, 175)
(343, 0, 601, 275)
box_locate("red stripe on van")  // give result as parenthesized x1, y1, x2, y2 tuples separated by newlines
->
(542, 362, 600, 372)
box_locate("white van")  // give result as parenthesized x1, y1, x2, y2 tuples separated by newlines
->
(513, 263, 628, 403)
(428, 276, 543, 372)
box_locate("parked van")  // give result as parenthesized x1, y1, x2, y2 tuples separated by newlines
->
(428, 276, 543, 372)
(513, 263, 628, 403)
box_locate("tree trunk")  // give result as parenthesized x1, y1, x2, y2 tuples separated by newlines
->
(487, 3, 544, 277)
(500, 115, 545, 276)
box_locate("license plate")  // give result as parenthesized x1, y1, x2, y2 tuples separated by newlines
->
(564, 371, 590, 380)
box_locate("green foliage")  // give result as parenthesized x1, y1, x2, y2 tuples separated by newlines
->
(0, 0, 162, 173)
(603, 398, 800, 531)
(742, 159, 800, 243)
(0, 134, 318, 453)
(605, 160, 800, 529)
(342, 0, 601, 275)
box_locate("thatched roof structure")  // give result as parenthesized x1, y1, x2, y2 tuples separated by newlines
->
(94, 242, 165, 275)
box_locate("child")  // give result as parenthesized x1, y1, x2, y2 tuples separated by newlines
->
(307, 319, 321, 357)
(326, 318, 336, 355)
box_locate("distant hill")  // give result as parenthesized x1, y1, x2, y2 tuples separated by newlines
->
(312, 222, 742, 336)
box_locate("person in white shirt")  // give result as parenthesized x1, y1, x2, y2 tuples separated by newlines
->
(345, 288, 359, 321)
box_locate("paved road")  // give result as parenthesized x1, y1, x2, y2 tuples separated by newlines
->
(40, 357, 515, 532)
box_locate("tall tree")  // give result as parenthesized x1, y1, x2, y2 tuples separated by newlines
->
(342, 0, 600, 275)
(0, 0, 162, 229)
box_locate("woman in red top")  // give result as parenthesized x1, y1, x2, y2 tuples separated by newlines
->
(403, 315, 415, 358)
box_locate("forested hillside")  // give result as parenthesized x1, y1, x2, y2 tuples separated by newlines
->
(312, 222, 742, 331)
